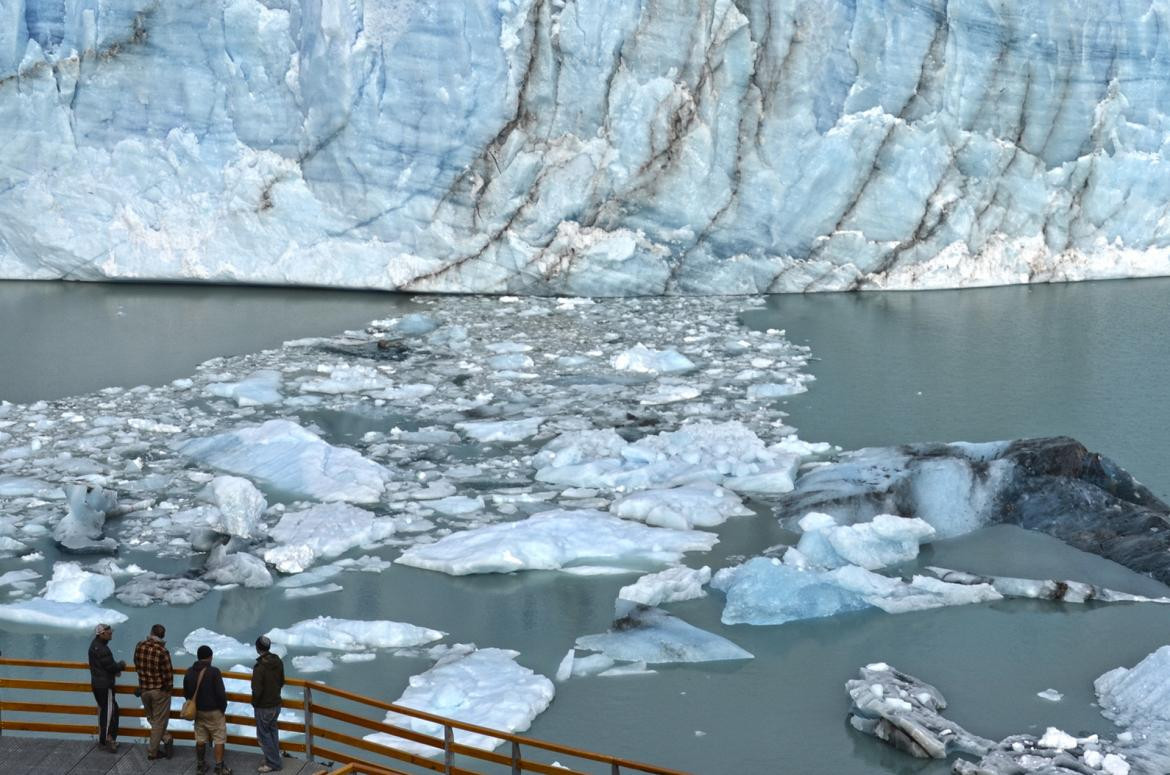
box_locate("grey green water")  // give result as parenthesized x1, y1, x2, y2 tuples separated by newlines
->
(1, 279, 1168, 775)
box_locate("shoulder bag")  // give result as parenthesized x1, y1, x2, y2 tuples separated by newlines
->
(180, 666, 207, 721)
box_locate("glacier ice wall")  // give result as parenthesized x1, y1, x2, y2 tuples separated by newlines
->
(3, 0, 1170, 295)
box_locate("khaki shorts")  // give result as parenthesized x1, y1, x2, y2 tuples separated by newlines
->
(193, 710, 228, 745)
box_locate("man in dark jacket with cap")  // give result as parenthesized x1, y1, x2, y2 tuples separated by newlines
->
(88, 623, 125, 752)
(183, 645, 232, 775)
(251, 635, 285, 772)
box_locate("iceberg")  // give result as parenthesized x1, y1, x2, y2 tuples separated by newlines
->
(4, 2, 1170, 294)
(794, 512, 936, 571)
(364, 648, 554, 758)
(618, 565, 712, 607)
(177, 419, 389, 504)
(395, 509, 718, 575)
(611, 486, 752, 530)
(263, 503, 394, 573)
(183, 628, 287, 662)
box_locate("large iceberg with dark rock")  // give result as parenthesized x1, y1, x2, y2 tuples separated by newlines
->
(4, 1, 1170, 295)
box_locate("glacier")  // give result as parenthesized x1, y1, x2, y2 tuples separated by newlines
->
(3, 0, 1170, 294)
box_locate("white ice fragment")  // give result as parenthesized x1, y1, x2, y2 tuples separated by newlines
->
(42, 562, 114, 603)
(395, 510, 718, 575)
(1036, 689, 1063, 702)
(201, 476, 267, 539)
(292, 655, 334, 673)
(264, 503, 394, 573)
(364, 648, 553, 758)
(206, 370, 283, 406)
(178, 419, 389, 504)
(183, 628, 287, 661)
(1037, 727, 1078, 750)
(612, 344, 694, 374)
(0, 599, 127, 630)
(455, 417, 544, 442)
(611, 485, 751, 529)
(617, 566, 712, 607)
(266, 616, 444, 651)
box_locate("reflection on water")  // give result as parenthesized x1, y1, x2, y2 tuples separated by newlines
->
(1, 280, 1168, 773)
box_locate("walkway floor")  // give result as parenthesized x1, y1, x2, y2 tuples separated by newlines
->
(0, 736, 328, 775)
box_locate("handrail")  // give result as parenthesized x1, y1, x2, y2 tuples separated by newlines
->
(0, 657, 690, 775)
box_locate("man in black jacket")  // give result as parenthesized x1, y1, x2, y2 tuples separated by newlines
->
(183, 645, 233, 775)
(251, 635, 285, 772)
(88, 623, 125, 753)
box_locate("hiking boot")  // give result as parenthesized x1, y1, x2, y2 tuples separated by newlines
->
(257, 765, 280, 773)
(99, 741, 118, 753)
(196, 761, 208, 775)
(214, 763, 233, 775)
(163, 735, 174, 758)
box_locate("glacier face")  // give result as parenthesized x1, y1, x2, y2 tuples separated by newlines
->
(2, 0, 1170, 295)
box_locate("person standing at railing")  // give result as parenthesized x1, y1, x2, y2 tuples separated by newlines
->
(88, 623, 126, 753)
(184, 645, 233, 775)
(134, 623, 176, 761)
(251, 635, 285, 773)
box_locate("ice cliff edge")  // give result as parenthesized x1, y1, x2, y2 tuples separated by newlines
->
(3, 0, 1170, 295)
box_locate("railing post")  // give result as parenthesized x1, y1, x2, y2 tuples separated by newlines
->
(443, 724, 454, 774)
(611, 763, 619, 775)
(303, 684, 314, 761)
(511, 740, 521, 774)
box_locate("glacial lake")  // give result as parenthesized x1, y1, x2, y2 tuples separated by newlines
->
(1, 278, 1168, 775)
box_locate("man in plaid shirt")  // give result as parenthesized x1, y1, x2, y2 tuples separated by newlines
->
(134, 624, 175, 760)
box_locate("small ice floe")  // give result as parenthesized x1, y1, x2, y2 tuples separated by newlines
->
(712, 557, 1002, 626)
(0, 569, 41, 587)
(54, 484, 119, 554)
(795, 512, 936, 571)
(364, 648, 554, 758)
(292, 655, 334, 673)
(393, 314, 440, 337)
(611, 485, 751, 530)
(177, 419, 389, 504)
(263, 503, 395, 573)
(206, 370, 283, 406)
(535, 420, 802, 495)
(611, 344, 695, 374)
(200, 476, 267, 540)
(283, 583, 343, 599)
(0, 476, 62, 499)
(298, 363, 393, 395)
(203, 544, 273, 588)
(116, 573, 210, 607)
(1036, 689, 1064, 702)
(746, 382, 805, 400)
(0, 562, 124, 629)
(455, 417, 544, 442)
(639, 383, 702, 405)
(617, 566, 712, 607)
(395, 509, 718, 575)
(575, 604, 752, 665)
(265, 616, 444, 651)
(427, 495, 485, 518)
(182, 628, 287, 661)
(43, 562, 114, 604)
(925, 567, 1170, 605)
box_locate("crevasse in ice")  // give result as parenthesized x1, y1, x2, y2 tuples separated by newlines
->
(4, 1, 1170, 294)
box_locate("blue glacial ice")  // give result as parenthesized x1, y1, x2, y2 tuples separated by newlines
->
(5, 1, 1170, 294)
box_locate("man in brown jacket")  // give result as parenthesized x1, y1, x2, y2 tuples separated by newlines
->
(251, 635, 285, 772)
(134, 624, 175, 760)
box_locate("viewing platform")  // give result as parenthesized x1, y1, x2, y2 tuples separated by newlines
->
(0, 735, 326, 774)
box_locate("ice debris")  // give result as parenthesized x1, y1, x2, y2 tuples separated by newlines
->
(265, 616, 444, 651)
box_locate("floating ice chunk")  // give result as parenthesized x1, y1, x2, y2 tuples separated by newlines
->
(796, 513, 936, 570)
(204, 545, 273, 588)
(532, 429, 628, 469)
(1036, 689, 1063, 702)
(0, 599, 128, 630)
(395, 510, 718, 575)
(599, 662, 655, 677)
(639, 384, 702, 405)
(116, 573, 210, 607)
(721, 460, 800, 495)
(201, 476, 267, 539)
(618, 566, 712, 607)
(1102, 754, 1132, 775)
(42, 562, 114, 603)
(0, 569, 41, 587)
(283, 583, 343, 599)
(713, 558, 872, 626)
(0, 476, 63, 499)
(393, 314, 440, 337)
(364, 648, 554, 758)
(1095, 645, 1170, 731)
(564, 652, 615, 678)
(178, 419, 389, 504)
(299, 364, 394, 394)
(428, 496, 485, 517)
(266, 616, 444, 651)
(183, 628, 286, 661)
(1037, 727, 1078, 750)
(206, 370, 282, 406)
(487, 353, 535, 371)
(612, 344, 695, 374)
(54, 484, 119, 553)
(746, 382, 805, 400)
(292, 655, 334, 673)
(455, 417, 544, 442)
(264, 503, 394, 573)
(611, 486, 751, 529)
(373, 384, 436, 401)
(576, 605, 752, 664)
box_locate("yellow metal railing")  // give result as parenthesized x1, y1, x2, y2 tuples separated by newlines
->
(0, 657, 689, 775)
